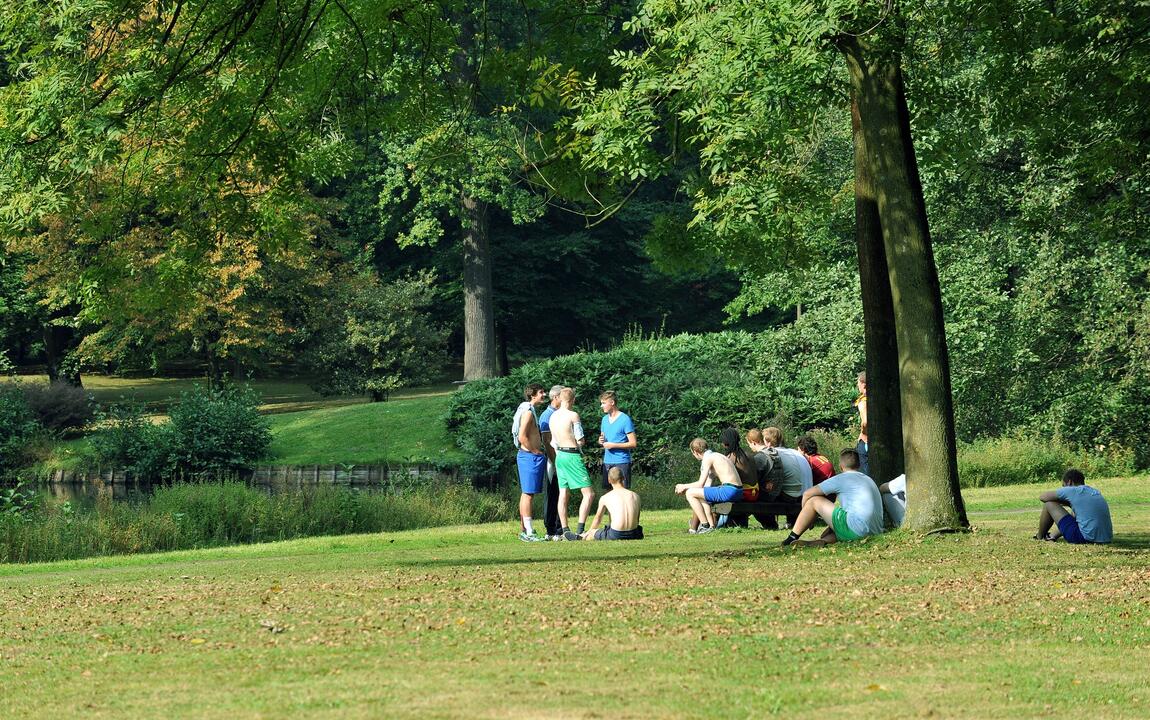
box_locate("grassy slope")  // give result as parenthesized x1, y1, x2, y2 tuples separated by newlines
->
(33, 383, 462, 471)
(2, 478, 1148, 719)
(263, 394, 464, 466)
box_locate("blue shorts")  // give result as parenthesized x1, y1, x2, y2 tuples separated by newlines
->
(703, 484, 742, 503)
(517, 451, 546, 494)
(1057, 514, 1089, 544)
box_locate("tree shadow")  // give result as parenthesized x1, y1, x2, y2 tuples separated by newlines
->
(1109, 533, 1150, 551)
(394, 546, 762, 569)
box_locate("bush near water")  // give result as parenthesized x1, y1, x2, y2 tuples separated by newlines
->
(447, 304, 1145, 485)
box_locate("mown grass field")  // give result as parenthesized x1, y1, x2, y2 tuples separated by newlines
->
(30, 379, 462, 471)
(2, 478, 1148, 719)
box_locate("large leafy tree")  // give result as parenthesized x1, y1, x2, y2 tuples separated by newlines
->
(573, 0, 967, 530)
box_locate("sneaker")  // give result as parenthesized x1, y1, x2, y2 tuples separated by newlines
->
(562, 530, 582, 541)
(545, 534, 562, 541)
(518, 532, 542, 542)
(687, 528, 697, 535)
(696, 524, 714, 535)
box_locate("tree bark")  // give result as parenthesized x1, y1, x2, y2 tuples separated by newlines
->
(850, 87, 905, 486)
(841, 38, 967, 531)
(43, 321, 82, 387)
(461, 192, 498, 380)
(455, 11, 498, 381)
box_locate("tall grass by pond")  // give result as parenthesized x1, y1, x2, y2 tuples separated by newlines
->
(0, 481, 509, 564)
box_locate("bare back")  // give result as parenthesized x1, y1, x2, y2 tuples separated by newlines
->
(706, 450, 742, 486)
(549, 406, 582, 448)
(602, 487, 641, 531)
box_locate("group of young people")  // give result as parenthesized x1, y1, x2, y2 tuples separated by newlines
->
(512, 384, 641, 542)
(511, 381, 1115, 547)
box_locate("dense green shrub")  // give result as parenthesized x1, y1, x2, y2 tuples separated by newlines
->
(0, 481, 512, 563)
(165, 384, 271, 477)
(89, 402, 172, 479)
(89, 384, 271, 480)
(0, 384, 40, 474)
(446, 305, 864, 480)
(19, 381, 95, 433)
(957, 436, 1136, 488)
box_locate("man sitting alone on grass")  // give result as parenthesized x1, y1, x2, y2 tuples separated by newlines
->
(781, 448, 884, 547)
(1035, 468, 1113, 544)
(582, 467, 643, 541)
(676, 438, 742, 535)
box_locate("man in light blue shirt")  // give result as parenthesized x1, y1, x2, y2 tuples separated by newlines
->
(598, 390, 636, 489)
(1036, 468, 1113, 544)
(781, 448, 884, 547)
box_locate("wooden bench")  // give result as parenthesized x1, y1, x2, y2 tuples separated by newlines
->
(711, 500, 798, 526)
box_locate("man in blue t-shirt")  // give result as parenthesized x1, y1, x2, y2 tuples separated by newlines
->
(597, 390, 637, 489)
(1035, 468, 1113, 544)
(781, 448, 884, 548)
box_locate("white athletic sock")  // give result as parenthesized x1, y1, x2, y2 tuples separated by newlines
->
(523, 517, 534, 535)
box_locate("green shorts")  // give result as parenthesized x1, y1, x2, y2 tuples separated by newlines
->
(831, 507, 863, 542)
(555, 451, 592, 490)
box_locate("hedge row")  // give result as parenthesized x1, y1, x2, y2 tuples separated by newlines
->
(445, 315, 864, 480)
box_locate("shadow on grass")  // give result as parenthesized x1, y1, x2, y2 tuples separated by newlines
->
(1109, 533, 1150, 551)
(393, 546, 767, 568)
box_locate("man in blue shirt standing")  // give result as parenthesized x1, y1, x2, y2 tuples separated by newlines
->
(1035, 468, 1113, 543)
(598, 390, 637, 489)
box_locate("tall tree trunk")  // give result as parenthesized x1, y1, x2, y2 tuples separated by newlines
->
(841, 38, 967, 531)
(851, 87, 904, 486)
(456, 12, 498, 381)
(43, 320, 82, 387)
(461, 193, 497, 380)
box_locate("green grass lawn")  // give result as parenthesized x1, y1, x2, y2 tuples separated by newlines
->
(263, 394, 464, 466)
(31, 381, 463, 471)
(2, 477, 1148, 719)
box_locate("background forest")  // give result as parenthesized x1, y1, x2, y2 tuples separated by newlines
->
(1, 0, 1147, 473)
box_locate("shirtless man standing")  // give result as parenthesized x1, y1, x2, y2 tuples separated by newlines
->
(676, 438, 742, 534)
(549, 388, 596, 540)
(582, 467, 643, 541)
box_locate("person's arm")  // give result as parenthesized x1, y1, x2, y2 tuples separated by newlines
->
(519, 413, 542, 455)
(604, 431, 638, 451)
(588, 498, 608, 531)
(801, 484, 827, 504)
(541, 430, 555, 461)
(878, 482, 890, 494)
(676, 455, 712, 494)
(572, 413, 586, 447)
(1039, 490, 1066, 504)
(858, 398, 868, 436)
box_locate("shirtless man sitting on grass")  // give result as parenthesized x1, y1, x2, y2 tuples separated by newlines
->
(582, 467, 643, 540)
(676, 438, 742, 535)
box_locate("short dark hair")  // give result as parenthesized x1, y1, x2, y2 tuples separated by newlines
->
(796, 435, 818, 455)
(839, 448, 860, 470)
(523, 383, 545, 400)
(1062, 468, 1086, 486)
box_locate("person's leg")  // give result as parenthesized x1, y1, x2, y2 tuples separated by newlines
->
(558, 487, 570, 532)
(685, 488, 710, 526)
(544, 462, 560, 537)
(1038, 501, 1068, 539)
(619, 463, 632, 490)
(783, 497, 835, 546)
(519, 492, 533, 530)
(577, 486, 595, 529)
(856, 440, 870, 476)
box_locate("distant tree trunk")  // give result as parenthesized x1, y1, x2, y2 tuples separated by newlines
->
(455, 13, 498, 382)
(43, 321, 82, 387)
(841, 37, 967, 531)
(850, 87, 904, 486)
(461, 193, 497, 380)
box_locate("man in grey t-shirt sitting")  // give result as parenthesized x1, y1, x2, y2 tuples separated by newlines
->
(781, 448, 884, 548)
(1035, 468, 1113, 544)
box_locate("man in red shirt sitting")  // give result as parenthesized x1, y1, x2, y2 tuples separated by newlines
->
(797, 435, 833, 485)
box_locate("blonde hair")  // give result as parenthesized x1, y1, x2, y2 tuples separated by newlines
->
(559, 387, 576, 404)
(763, 427, 784, 447)
(607, 466, 624, 483)
(746, 428, 764, 445)
(689, 438, 708, 454)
